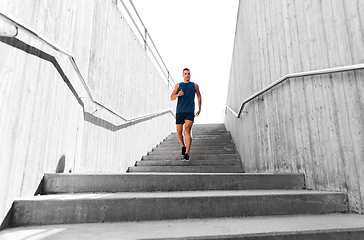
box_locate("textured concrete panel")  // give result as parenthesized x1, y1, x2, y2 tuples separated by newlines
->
(0, 0, 174, 226)
(225, 0, 364, 214)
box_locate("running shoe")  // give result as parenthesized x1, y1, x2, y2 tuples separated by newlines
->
(183, 153, 190, 161)
(181, 146, 186, 155)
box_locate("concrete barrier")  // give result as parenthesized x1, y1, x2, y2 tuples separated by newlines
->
(0, 0, 174, 226)
(225, 0, 364, 214)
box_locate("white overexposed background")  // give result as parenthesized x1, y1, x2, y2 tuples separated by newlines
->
(131, 0, 239, 124)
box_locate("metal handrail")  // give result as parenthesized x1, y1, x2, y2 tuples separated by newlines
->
(0, 8, 174, 122)
(226, 63, 364, 118)
(118, 0, 176, 89)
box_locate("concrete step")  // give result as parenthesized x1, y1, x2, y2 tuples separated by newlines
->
(190, 130, 230, 134)
(3, 214, 364, 239)
(167, 137, 234, 142)
(170, 132, 231, 136)
(168, 137, 233, 142)
(169, 134, 232, 140)
(9, 190, 348, 227)
(159, 140, 235, 146)
(151, 145, 236, 152)
(127, 166, 245, 173)
(177, 126, 228, 131)
(191, 128, 228, 132)
(141, 153, 240, 161)
(147, 150, 237, 155)
(135, 159, 242, 166)
(42, 173, 305, 194)
(193, 123, 226, 130)
(161, 138, 234, 143)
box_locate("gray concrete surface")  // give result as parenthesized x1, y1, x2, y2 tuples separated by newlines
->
(127, 166, 245, 173)
(43, 173, 305, 193)
(151, 145, 236, 151)
(225, 0, 364, 215)
(142, 154, 239, 161)
(131, 126, 242, 173)
(159, 140, 235, 146)
(2, 214, 364, 239)
(10, 190, 347, 227)
(0, 0, 175, 226)
(134, 160, 242, 166)
(146, 150, 237, 155)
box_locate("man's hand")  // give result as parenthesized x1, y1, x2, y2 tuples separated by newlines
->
(171, 83, 183, 101)
(195, 83, 202, 117)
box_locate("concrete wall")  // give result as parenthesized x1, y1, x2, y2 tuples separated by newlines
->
(0, 0, 174, 227)
(225, 0, 364, 214)
(76, 0, 174, 173)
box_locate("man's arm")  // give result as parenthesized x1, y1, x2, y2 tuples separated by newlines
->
(195, 83, 202, 116)
(171, 83, 183, 101)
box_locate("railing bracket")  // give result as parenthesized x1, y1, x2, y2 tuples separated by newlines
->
(0, 15, 18, 37)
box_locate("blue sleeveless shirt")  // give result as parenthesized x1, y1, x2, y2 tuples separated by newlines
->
(176, 81, 195, 113)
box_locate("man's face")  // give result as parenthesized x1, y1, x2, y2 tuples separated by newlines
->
(183, 70, 191, 81)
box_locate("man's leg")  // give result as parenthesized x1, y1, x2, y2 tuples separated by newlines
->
(184, 120, 193, 154)
(176, 124, 185, 147)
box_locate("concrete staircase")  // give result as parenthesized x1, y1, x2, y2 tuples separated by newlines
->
(3, 124, 364, 239)
(127, 124, 244, 173)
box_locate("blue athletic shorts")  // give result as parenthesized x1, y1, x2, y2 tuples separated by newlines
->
(176, 112, 195, 124)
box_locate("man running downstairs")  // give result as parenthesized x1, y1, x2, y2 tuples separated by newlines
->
(170, 68, 202, 161)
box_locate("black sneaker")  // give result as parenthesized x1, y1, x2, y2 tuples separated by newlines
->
(183, 153, 190, 161)
(181, 146, 186, 155)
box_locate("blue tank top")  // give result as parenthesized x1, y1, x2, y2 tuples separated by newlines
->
(176, 81, 195, 113)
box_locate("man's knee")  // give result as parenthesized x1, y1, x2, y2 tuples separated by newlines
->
(176, 124, 183, 134)
(185, 126, 192, 134)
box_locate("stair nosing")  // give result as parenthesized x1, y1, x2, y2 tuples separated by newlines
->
(16, 189, 346, 201)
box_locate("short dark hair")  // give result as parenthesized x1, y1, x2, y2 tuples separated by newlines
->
(183, 68, 190, 73)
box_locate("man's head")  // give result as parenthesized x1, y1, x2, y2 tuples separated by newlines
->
(182, 68, 191, 82)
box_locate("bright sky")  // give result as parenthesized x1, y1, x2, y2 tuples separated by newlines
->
(132, 0, 239, 123)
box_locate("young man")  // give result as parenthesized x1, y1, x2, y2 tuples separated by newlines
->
(170, 68, 202, 161)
